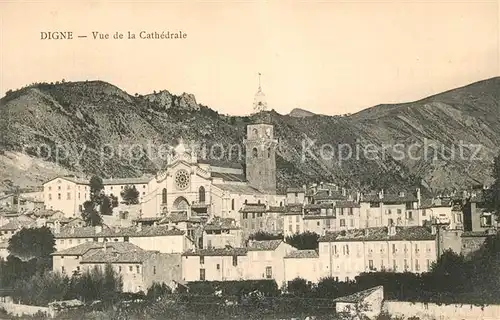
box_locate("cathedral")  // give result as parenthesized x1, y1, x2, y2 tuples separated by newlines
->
(141, 79, 285, 223)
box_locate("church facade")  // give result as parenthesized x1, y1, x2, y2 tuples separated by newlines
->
(141, 82, 286, 224)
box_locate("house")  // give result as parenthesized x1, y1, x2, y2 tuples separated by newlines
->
(43, 175, 154, 218)
(286, 187, 305, 205)
(203, 217, 243, 249)
(334, 285, 384, 320)
(181, 247, 248, 281)
(318, 225, 437, 281)
(0, 194, 44, 213)
(282, 204, 304, 236)
(462, 191, 497, 233)
(52, 241, 182, 293)
(246, 239, 297, 288)
(53, 224, 195, 253)
(0, 215, 36, 240)
(359, 190, 421, 228)
(239, 203, 284, 239)
(284, 249, 322, 284)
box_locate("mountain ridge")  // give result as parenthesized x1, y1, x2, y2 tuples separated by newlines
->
(1, 77, 499, 194)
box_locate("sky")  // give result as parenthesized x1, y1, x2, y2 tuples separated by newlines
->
(0, 0, 499, 116)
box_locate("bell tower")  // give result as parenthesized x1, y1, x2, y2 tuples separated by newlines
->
(244, 74, 277, 194)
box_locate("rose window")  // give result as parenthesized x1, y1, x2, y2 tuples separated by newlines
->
(175, 169, 190, 190)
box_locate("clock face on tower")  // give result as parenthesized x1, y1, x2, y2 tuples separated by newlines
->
(174, 169, 190, 190)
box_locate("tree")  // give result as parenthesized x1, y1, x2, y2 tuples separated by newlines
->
(121, 185, 139, 205)
(147, 282, 172, 301)
(71, 264, 122, 303)
(100, 195, 113, 216)
(89, 176, 104, 201)
(285, 231, 320, 250)
(286, 277, 312, 296)
(249, 231, 283, 241)
(12, 272, 69, 306)
(429, 249, 470, 292)
(8, 227, 55, 261)
(81, 200, 103, 226)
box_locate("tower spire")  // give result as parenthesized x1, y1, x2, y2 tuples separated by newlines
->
(258, 72, 262, 90)
(253, 72, 267, 113)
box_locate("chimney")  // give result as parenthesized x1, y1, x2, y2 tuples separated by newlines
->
(379, 189, 384, 199)
(95, 225, 102, 234)
(431, 225, 437, 235)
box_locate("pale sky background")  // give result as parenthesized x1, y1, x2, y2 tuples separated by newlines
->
(0, 0, 499, 116)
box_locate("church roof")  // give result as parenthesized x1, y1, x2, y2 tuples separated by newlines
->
(210, 172, 246, 182)
(212, 184, 263, 195)
(198, 159, 242, 169)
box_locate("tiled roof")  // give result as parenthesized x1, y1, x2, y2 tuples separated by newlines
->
(240, 204, 266, 213)
(52, 241, 142, 256)
(55, 225, 184, 238)
(182, 247, 248, 256)
(212, 183, 263, 195)
(303, 215, 335, 220)
(204, 217, 239, 230)
(55, 225, 113, 238)
(286, 188, 304, 193)
(0, 216, 36, 231)
(333, 286, 383, 303)
(248, 240, 283, 251)
(132, 217, 162, 223)
(198, 158, 243, 170)
(210, 172, 246, 182)
(314, 190, 347, 201)
(81, 249, 158, 264)
(362, 193, 417, 204)
(319, 226, 436, 242)
(102, 177, 152, 185)
(28, 209, 64, 218)
(160, 213, 202, 224)
(461, 230, 496, 238)
(267, 206, 286, 212)
(335, 201, 360, 208)
(284, 250, 318, 259)
(304, 203, 334, 210)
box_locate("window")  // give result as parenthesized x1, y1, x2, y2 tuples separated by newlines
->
(426, 259, 430, 271)
(415, 244, 419, 253)
(415, 260, 420, 271)
(348, 208, 353, 215)
(129, 266, 133, 272)
(61, 266, 65, 273)
(233, 256, 238, 266)
(388, 218, 393, 225)
(67, 192, 71, 200)
(243, 213, 248, 219)
(265, 266, 272, 279)
(340, 219, 345, 227)
(231, 199, 235, 210)
(349, 219, 354, 227)
(216, 264, 220, 270)
(392, 244, 396, 254)
(252, 147, 258, 158)
(397, 209, 402, 215)
(58, 193, 61, 200)
(200, 256, 204, 264)
(252, 213, 255, 219)
(124, 236, 129, 242)
(78, 193, 81, 199)
(369, 260, 374, 269)
(118, 266, 122, 272)
(343, 245, 350, 255)
(393, 260, 397, 271)
(162, 188, 167, 204)
(404, 259, 408, 271)
(407, 211, 413, 220)
(267, 147, 271, 158)
(153, 266, 156, 274)
(199, 186, 206, 203)
(48, 194, 52, 200)
(200, 269, 206, 281)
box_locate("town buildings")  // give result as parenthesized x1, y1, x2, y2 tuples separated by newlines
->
(318, 225, 437, 281)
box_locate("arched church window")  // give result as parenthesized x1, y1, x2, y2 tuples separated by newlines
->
(252, 147, 258, 158)
(231, 199, 235, 210)
(199, 186, 206, 203)
(162, 188, 167, 204)
(267, 147, 271, 158)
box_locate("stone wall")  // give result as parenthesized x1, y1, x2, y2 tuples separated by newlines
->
(0, 302, 49, 317)
(384, 300, 500, 320)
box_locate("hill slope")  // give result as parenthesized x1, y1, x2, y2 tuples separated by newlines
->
(1, 78, 499, 193)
